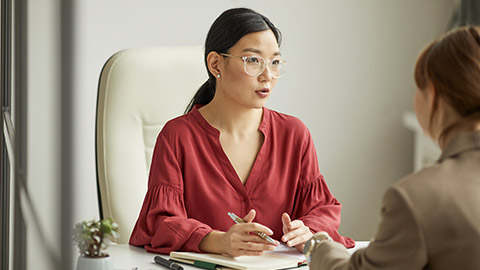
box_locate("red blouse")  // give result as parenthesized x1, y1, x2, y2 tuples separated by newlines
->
(129, 106, 354, 254)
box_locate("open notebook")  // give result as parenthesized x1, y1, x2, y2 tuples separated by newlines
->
(169, 244, 306, 270)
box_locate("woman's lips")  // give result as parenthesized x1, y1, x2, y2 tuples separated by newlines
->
(255, 88, 270, 98)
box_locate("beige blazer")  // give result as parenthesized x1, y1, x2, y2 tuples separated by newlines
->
(310, 131, 480, 270)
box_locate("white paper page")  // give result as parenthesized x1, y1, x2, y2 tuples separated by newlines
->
(265, 244, 306, 261)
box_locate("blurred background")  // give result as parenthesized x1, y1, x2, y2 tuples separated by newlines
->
(4, 0, 477, 269)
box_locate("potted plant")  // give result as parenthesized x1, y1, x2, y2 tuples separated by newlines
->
(73, 218, 119, 270)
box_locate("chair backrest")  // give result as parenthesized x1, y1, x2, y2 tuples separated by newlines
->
(96, 46, 207, 243)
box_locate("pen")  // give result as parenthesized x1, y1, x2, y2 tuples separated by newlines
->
(154, 255, 184, 270)
(227, 212, 276, 245)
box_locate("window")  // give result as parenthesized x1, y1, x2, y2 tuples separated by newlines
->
(1, 1, 16, 269)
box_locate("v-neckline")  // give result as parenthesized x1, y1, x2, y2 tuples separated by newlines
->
(219, 130, 266, 188)
(191, 106, 270, 193)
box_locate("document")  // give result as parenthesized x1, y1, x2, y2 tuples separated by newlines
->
(169, 244, 306, 270)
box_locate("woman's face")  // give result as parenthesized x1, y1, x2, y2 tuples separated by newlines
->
(216, 29, 281, 110)
(414, 86, 432, 138)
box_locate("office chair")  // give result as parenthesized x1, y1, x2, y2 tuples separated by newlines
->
(96, 46, 207, 243)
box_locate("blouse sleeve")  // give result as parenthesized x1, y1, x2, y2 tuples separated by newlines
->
(292, 130, 355, 248)
(129, 133, 212, 254)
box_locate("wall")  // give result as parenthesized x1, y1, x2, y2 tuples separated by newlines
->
(73, 0, 454, 240)
(26, 0, 63, 269)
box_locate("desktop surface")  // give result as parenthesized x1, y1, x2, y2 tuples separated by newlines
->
(106, 241, 370, 270)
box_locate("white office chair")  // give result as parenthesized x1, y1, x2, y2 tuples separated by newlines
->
(96, 46, 207, 243)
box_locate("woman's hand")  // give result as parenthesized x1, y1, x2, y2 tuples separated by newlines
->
(199, 209, 278, 257)
(281, 213, 313, 252)
(222, 209, 279, 256)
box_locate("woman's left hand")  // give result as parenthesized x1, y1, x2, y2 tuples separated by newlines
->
(281, 213, 313, 252)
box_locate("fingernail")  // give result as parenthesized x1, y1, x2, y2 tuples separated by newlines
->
(287, 241, 292, 246)
(267, 229, 273, 235)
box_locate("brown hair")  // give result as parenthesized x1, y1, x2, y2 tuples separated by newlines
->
(414, 26, 480, 145)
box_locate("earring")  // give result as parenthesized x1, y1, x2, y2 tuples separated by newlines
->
(216, 74, 221, 78)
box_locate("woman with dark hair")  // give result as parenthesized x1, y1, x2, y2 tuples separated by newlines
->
(306, 26, 480, 269)
(130, 7, 354, 257)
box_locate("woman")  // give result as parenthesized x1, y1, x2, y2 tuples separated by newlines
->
(129, 7, 354, 257)
(306, 26, 480, 269)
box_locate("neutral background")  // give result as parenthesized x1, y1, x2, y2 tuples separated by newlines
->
(72, 0, 455, 240)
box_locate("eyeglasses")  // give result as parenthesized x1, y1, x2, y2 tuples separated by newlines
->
(220, 53, 287, 78)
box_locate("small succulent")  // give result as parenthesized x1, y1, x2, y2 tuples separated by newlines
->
(73, 218, 119, 257)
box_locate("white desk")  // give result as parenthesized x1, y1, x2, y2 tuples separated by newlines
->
(106, 241, 370, 270)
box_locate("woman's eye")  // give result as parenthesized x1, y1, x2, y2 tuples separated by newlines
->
(272, 59, 281, 66)
(246, 57, 260, 64)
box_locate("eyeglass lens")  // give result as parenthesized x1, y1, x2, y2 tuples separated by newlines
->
(243, 56, 287, 78)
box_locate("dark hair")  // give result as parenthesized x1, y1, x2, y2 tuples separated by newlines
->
(414, 26, 480, 146)
(184, 8, 282, 113)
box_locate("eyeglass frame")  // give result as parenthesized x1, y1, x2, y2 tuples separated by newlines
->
(220, 53, 287, 78)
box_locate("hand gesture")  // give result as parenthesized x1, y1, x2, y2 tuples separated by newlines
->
(221, 209, 279, 257)
(281, 213, 313, 252)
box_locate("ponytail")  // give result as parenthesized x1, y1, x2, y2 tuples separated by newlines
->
(184, 77, 216, 113)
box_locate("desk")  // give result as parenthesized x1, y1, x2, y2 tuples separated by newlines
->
(106, 241, 370, 270)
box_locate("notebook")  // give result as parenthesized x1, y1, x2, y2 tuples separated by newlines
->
(169, 244, 307, 270)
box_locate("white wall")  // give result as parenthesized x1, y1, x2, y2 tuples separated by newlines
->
(26, 0, 62, 269)
(73, 0, 454, 240)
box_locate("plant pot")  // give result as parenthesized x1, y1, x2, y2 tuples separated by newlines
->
(76, 255, 113, 270)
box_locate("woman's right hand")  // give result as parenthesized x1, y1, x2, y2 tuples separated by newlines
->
(199, 209, 279, 257)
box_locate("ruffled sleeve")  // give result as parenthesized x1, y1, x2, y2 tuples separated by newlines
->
(292, 127, 355, 248)
(129, 133, 213, 254)
(293, 175, 355, 248)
